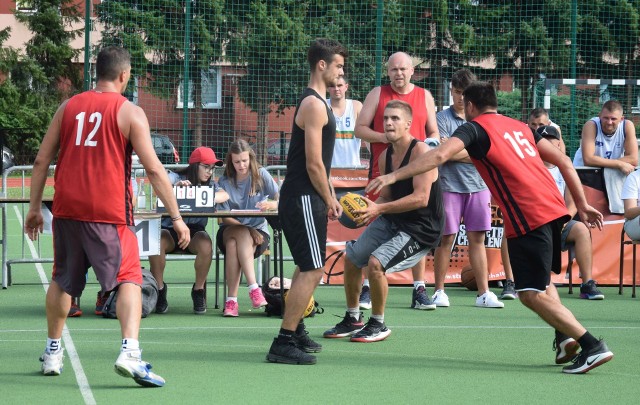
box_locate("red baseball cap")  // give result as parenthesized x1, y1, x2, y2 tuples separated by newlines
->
(188, 147, 223, 166)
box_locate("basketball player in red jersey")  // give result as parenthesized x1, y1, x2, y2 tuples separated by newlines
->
(25, 46, 190, 387)
(354, 51, 439, 310)
(367, 81, 613, 374)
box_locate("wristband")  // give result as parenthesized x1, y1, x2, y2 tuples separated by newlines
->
(171, 215, 182, 222)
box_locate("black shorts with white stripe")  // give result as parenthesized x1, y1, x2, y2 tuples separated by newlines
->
(279, 194, 328, 272)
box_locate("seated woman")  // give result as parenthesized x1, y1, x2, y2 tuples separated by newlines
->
(217, 139, 279, 317)
(149, 147, 229, 315)
(622, 169, 640, 240)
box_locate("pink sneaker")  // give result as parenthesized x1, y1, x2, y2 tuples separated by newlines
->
(249, 288, 268, 309)
(223, 300, 238, 317)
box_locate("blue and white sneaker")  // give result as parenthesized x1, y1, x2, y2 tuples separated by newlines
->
(411, 286, 436, 310)
(579, 280, 605, 300)
(359, 285, 372, 310)
(40, 349, 64, 376)
(114, 349, 165, 387)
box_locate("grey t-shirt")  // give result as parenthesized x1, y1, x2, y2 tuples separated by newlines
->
(217, 167, 279, 234)
(436, 108, 487, 193)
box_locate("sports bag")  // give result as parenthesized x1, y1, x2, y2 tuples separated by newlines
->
(102, 269, 159, 319)
(262, 276, 323, 318)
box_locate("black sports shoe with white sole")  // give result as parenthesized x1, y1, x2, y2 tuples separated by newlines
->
(562, 340, 613, 374)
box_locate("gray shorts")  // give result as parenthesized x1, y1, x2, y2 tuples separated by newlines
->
(561, 220, 577, 251)
(346, 216, 429, 273)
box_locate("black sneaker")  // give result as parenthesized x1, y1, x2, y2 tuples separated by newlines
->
(191, 284, 206, 314)
(411, 286, 436, 310)
(294, 323, 322, 353)
(553, 337, 580, 364)
(500, 279, 517, 300)
(323, 311, 365, 338)
(562, 339, 613, 374)
(359, 285, 372, 310)
(266, 337, 317, 365)
(156, 283, 169, 314)
(579, 280, 605, 300)
(350, 318, 391, 343)
(95, 291, 110, 316)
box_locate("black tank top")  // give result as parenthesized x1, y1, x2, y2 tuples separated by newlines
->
(280, 88, 336, 199)
(384, 139, 443, 247)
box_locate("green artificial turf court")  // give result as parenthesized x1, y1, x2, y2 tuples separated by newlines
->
(1, 203, 639, 404)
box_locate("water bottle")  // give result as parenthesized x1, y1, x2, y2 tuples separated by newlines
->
(137, 178, 146, 212)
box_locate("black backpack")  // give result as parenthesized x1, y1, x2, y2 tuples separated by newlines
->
(102, 270, 159, 319)
(262, 276, 323, 318)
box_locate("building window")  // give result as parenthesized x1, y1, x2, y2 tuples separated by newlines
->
(124, 77, 139, 105)
(177, 68, 222, 109)
(15, 1, 35, 11)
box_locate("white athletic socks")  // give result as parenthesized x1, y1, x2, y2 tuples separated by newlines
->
(46, 338, 61, 354)
(121, 338, 140, 351)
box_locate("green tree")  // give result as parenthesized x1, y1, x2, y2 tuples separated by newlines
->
(98, 0, 226, 149)
(1, 0, 83, 164)
(303, 0, 409, 102)
(576, 0, 640, 112)
(224, 0, 309, 164)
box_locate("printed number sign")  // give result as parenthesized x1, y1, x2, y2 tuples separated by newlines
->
(134, 216, 161, 256)
(157, 186, 216, 212)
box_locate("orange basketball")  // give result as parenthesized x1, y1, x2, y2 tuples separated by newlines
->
(460, 265, 478, 291)
(338, 192, 368, 229)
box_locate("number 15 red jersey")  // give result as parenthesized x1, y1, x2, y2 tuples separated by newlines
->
(471, 113, 568, 238)
(53, 90, 135, 225)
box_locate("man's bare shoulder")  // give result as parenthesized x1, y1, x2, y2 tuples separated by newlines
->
(298, 96, 328, 120)
(411, 141, 429, 157)
(364, 86, 382, 101)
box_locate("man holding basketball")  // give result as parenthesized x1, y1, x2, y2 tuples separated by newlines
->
(366, 82, 613, 373)
(324, 100, 443, 342)
(355, 51, 440, 310)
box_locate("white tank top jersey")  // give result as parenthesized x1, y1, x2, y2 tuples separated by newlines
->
(328, 99, 361, 167)
(573, 117, 627, 166)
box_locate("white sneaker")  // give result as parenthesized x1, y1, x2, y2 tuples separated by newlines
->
(114, 349, 165, 387)
(475, 291, 505, 308)
(40, 349, 64, 376)
(432, 289, 450, 307)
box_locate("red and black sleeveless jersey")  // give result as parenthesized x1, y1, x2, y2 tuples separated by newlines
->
(53, 90, 134, 225)
(369, 85, 428, 179)
(466, 113, 568, 238)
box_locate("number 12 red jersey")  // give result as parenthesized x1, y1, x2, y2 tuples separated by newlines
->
(53, 90, 135, 225)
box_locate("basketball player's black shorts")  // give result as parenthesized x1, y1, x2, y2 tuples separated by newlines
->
(279, 194, 328, 272)
(507, 218, 565, 292)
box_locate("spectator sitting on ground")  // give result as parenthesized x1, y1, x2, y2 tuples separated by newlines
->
(149, 146, 229, 315)
(216, 139, 280, 317)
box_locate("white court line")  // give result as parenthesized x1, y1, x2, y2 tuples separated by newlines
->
(3, 324, 639, 334)
(14, 207, 96, 405)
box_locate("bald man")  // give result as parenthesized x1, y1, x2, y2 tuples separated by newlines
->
(354, 52, 439, 311)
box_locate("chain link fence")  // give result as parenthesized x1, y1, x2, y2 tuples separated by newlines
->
(3, 0, 639, 163)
